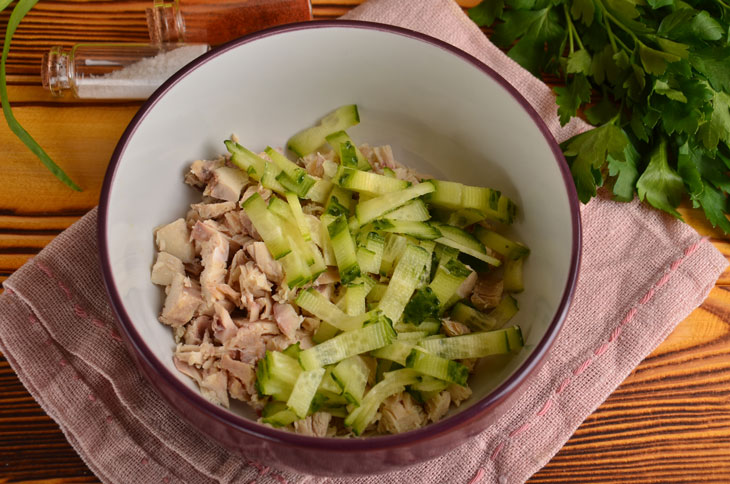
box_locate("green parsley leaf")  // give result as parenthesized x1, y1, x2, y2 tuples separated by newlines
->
(677, 142, 703, 198)
(554, 74, 592, 125)
(566, 49, 592, 75)
(607, 140, 640, 201)
(563, 124, 630, 202)
(694, 182, 730, 233)
(636, 138, 685, 217)
(468, 0, 504, 27)
(698, 90, 730, 151)
(585, 95, 620, 125)
(571, 0, 595, 26)
(691, 11, 724, 41)
(639, 44, 682, 76)
(690, 46, 730, 93)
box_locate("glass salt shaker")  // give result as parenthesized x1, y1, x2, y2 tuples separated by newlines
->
(41, 43, 209, 99)
(146, 0, 313, 46)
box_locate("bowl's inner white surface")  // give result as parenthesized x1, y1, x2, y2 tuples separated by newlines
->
(106, 26, 575, 422)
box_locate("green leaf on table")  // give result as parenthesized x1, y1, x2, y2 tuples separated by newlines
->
(567, 49, 592, 75)
(571, 0, 595, 26)
(562, 124, 630, 202)
(694, 182, 730, 233)
(554, 74, 592, 125)
(1, 0, 81, 191)
(636, 138, 685, 217)
(698, 90, 730, 151)
(468, 0, 504, 27)
(607, 140, 640, 201)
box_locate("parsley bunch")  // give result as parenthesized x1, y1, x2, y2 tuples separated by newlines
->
(470, 0, 730, 232)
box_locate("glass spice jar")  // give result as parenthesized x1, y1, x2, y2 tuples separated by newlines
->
(146, 0, 312, 46)
(41, 43, 210, 99)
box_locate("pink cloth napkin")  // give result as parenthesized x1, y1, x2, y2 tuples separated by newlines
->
(1, 0, 727, 483)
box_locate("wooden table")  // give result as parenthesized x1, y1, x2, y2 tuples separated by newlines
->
(1, 1, 729, 482)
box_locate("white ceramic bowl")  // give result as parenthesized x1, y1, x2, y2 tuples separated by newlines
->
(99, 20, 581, 476)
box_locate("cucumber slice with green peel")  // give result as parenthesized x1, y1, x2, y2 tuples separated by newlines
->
(334, 166, 409, 195)
(366, 283, 388, 304)
(378, 244, 430, 323)
(344, 282, 368, 316)
(326, 130, 372, 171)
(261, 402, 299, 427)
(394, 319, 441, 335)
(371, 340, 415, 366)
(450, 302, 499, 331)
(282, 342, 302, 359)
(372, 219, 442, 240)
(435, 237, 501, 266)
(462, 186, 516, 224)
(490, 294, 520, 326)
(305, 177, 333, 204)
(295, 288, 367, 332)
(503, 257, 525, 292)
(285, 192, 311, 241)
(405, 348, 468, 386)
(332, 356, 370, 405)
(417, 326, 521, 359)
(319, 214, 337, 266)
(434, 244, 460, 266)
(396, 331, 429, 342)
(402, 286, 440, 324)
(355, 181, 435, 227)
(435, 224, 486, 254)
(344, 368, 420, 435)
(313, 320, 340, 343)
(447, 208, 487, 228)
(278, 243, 312, 287)
(287, 105, 361, 157)
(356, 247, 378, 274)
(473, 226, 530, 260)
(267, 196, 293, 219)
(424, 179, 464, 210)
(382, 167, 397, 178)
(260, 160, 287, 195)
(256, 350, 302, 400)
(299, 319, 396, 370)
(428, 258, 472, 308)
(387, 199, 431, 222)
(379, 233, 408, 276)
(241, 193, 291, 259)
(327, 215, 361, 284)
(505, 325, 524, 352)
(224, 140, 267, 180)
(265, 147, 316, 198)
(409, 375, 450, 393)
(325, 186, 354, 217)
(287, 368, 326, 418)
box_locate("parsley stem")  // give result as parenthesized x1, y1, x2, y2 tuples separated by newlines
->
(595, 0, 644, 49)
(564, 4, 575, 53)
(715, 0, 730, 10)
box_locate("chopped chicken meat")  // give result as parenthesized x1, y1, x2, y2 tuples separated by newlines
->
(425, 391, 451, 422)
(471, 272, 504, 311)
(191, 220, 229, 305)
(191, 201, 236, 219)
(151, 251, 185, 286)
(442, 319, 471, 337)
(155, 218, 195, 263)
(447, 384, 472, 407)
(159, 273, 202, 327)
(203, 166, 248, 202)
(377, 392, 427, 434)
(273, 302, 303, 339)
(294, 412, 332, 437)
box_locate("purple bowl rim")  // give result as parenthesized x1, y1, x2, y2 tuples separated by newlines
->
(98, 19, 582, 451)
